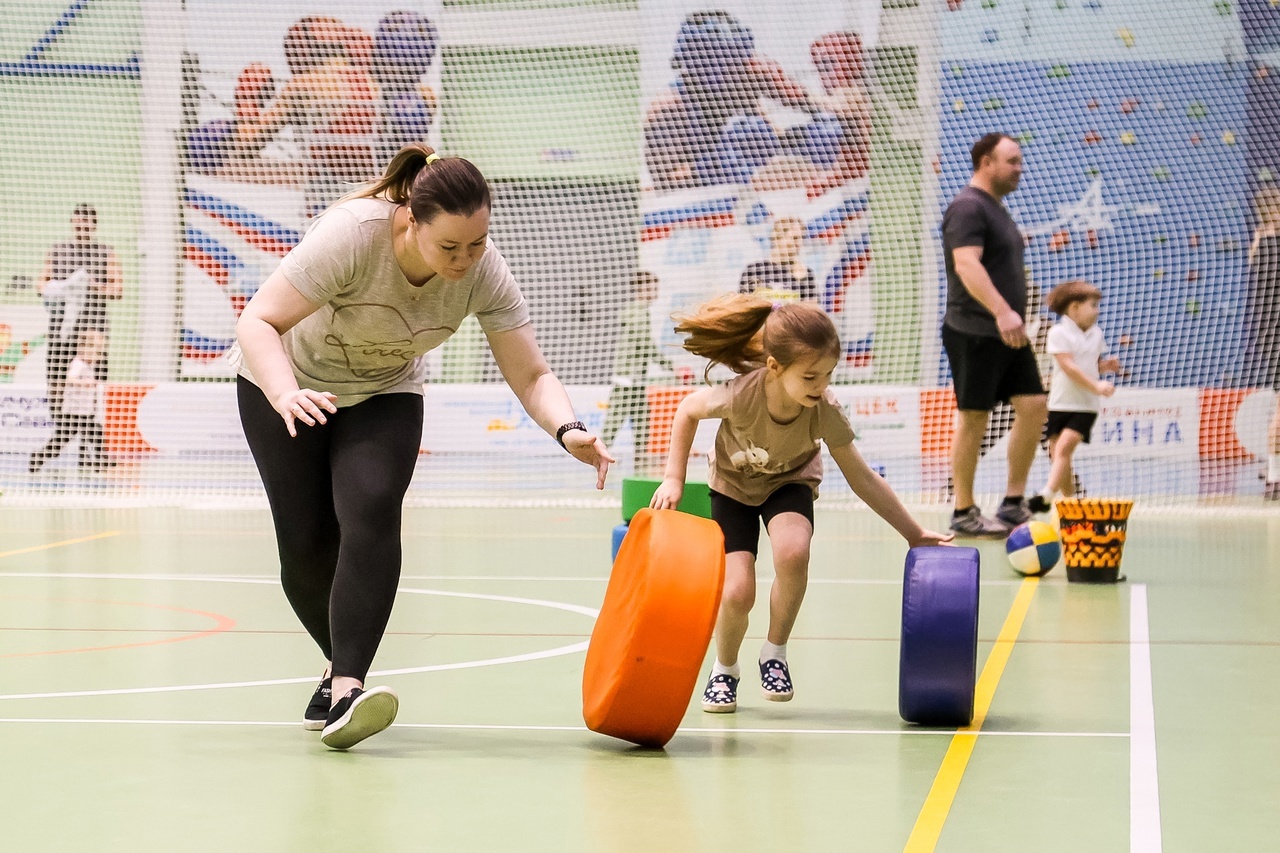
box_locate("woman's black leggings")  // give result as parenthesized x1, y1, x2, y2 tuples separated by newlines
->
(237, 378, 423, 681)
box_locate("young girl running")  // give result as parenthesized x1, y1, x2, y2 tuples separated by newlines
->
(650, 295, 952, 712)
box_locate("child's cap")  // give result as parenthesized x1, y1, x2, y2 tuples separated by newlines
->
(1046, 280, 1102, 315)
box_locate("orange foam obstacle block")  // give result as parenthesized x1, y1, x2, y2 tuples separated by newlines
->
(583, 508, 725, 747)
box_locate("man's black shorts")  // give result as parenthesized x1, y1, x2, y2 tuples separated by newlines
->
(710, 483, 815, 557)
(942, 323, 1045, 411)
(1044, 410, 1098, 443)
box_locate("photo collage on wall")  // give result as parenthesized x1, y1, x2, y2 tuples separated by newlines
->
(176, 1, 885, 380)
(180, 2, 444, 377)
(640, 0, 881, 381)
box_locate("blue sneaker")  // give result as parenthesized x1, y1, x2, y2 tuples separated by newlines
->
(701, 673, 739, 713)
(759, 659, 794, 702)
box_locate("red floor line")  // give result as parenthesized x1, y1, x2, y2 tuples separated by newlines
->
(0, 599, 236, 659)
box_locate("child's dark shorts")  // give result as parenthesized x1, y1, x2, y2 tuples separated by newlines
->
(1044, 410, 1098, 443)
(710, 483, 815, 557)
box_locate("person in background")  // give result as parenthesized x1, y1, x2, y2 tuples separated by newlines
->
(644, 10, 819, 191)
(600, 271, 674, 468)
(738, 217, 817, 303)
(1246, 186, 1280, 500)
(799, 30, 872, 198)
(29, 330, 110, 473)
(1027, 281, 1121, 514)
(940, 133, 1047, 537)
(234, 16, 380, 216)
(36, 204, 122, 464)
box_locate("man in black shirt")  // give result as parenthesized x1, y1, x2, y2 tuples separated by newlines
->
(941, 134, 1047, 537)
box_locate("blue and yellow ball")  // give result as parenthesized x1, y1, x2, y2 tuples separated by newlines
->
(1005, 520, 1061, 576)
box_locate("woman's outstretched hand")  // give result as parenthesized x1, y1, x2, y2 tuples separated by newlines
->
(275, 389, 338, 437)
(563, 430, 615, 490)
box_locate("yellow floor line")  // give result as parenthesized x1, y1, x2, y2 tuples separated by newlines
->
(903, 576, 1041, 852)
(0, 532, 120, 560)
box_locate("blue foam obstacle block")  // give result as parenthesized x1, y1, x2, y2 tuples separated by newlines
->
(611, 522, 629, 562)
(899, 546, 980, 726)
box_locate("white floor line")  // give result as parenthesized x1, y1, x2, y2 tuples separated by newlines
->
(1131, 584, 1164, 852)
(0, 580, 597, 702)
(0, 571, 1032, 587)
(0, 572, 279, 585)
(0, 717, 1130, 738)
(0, 642, 592, 702)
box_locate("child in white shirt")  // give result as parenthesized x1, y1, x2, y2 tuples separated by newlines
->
(1028, 281, 1121, 514)
(29, 330, 109, 472)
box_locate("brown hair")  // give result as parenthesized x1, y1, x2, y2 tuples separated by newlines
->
(350, 143, 490, 224)
(971, 133, 1013, 171)
(673, 293, 840, 379)
(1047, 279, 1102, 315)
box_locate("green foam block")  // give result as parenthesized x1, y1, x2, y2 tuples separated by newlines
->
(621, 477, 712, 522)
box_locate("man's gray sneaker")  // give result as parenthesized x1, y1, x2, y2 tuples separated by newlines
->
(949, 506, 1009, 539)
(995, 499, 1032, 528)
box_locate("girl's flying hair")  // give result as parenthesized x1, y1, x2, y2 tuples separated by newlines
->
(674, 293, 840, 379)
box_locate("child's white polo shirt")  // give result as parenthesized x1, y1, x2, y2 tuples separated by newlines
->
(1046, 316, 1107, 412)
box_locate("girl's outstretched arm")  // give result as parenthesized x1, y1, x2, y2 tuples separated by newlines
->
(829, 442, 953, 547)
(650, 387, 716, 509)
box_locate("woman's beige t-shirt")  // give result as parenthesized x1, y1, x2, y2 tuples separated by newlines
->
(703, 368, 856, 506)
(231, 197, 529, 406)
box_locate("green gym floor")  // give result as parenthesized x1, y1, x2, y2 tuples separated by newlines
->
(1, 505, 1277, 852)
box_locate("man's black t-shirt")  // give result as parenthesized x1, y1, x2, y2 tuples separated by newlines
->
(941, 185, 1026, 338)
(1247, 233, 1280, 387)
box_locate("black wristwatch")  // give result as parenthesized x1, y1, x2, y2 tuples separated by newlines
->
(555, 420, 587, 450)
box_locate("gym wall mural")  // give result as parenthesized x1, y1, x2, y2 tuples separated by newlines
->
(179, 3, 443, 378)
(639, 0, 882, 382)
